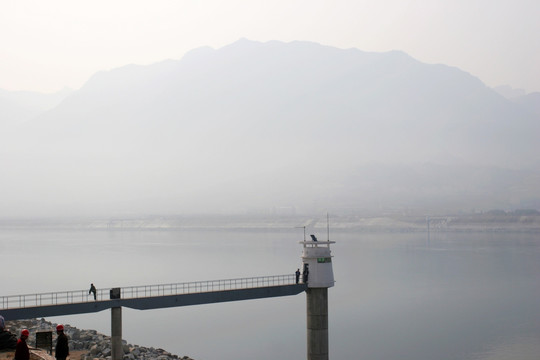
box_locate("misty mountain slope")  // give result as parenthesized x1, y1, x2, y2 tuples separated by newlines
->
(512, 92, 540, 116)
(0, 88, 72, 123)
(0, 88, 74, 172)
(2, 39, 540, 216)
(334, 163, 540, 211)
(27, 39, 539, 166)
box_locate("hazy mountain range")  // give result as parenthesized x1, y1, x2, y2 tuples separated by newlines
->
(1, 39, 539, 217)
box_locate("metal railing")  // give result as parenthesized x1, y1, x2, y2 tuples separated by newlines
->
(0, 274, 296, 310)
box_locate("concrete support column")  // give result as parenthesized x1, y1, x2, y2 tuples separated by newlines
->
(306, 287, 328, 360)
(111, 307, 123, 360)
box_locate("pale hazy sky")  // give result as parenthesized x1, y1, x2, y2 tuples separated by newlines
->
(1, 0, 539, 94)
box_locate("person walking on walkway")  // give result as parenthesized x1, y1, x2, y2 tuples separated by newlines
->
(55, 324, 69, 360)
(14, 329, 30, 360)
(89, 283, 97, 300)
(295, 268, 300, 284)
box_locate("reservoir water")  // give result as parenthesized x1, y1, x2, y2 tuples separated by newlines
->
(1, 228, 539, 360)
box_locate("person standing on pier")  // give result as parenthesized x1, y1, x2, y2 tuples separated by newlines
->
(89, 283, 97, 300)
(14, 329, 29, 360)
(302, 265, 309, 284)
(55, 324, 69, 360)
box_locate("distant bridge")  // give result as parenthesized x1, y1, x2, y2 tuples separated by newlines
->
(0, 274, 306, 320)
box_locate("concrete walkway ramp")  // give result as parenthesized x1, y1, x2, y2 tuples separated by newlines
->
(1, 275, 306, 320)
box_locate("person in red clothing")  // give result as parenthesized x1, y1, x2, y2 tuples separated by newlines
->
(14, 329, 30, 360)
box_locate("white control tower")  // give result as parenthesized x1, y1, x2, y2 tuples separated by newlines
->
(300, 234, 335, 288)
(300, 234, 335, 360)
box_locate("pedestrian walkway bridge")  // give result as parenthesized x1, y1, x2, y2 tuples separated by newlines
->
(0, 274, 306, 320)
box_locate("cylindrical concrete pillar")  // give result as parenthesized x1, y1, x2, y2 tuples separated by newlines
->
(111, 307, 123, 360)
(306, 287, 328, 360)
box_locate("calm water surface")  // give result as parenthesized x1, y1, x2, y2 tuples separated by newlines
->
(1, 229, 539, 360)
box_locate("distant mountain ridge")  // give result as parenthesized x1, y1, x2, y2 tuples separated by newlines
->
(27, 39, 540, 165)
(1, 39, 539, 217)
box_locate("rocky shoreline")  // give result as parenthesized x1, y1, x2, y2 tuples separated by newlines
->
(2, 319, 194, 360)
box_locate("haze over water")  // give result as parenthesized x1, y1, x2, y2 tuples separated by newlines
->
(2, 228, 539, 360)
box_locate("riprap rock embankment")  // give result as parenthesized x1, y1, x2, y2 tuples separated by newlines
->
(3, 319, 194, 360)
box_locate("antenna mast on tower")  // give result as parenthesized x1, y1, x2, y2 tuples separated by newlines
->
(327, 212, 330, 241)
